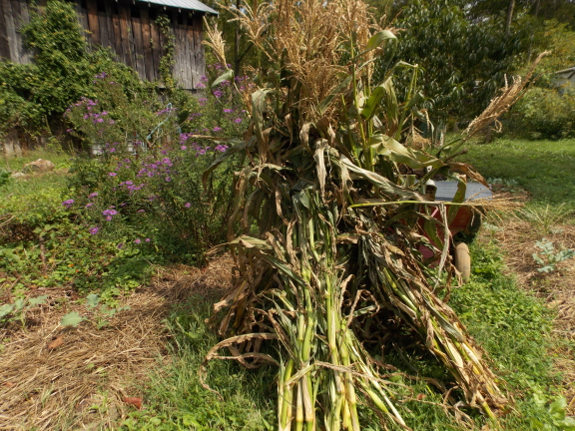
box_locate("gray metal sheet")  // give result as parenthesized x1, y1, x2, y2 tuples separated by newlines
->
(434, 181, 492, 202)
(137, 0, 218, 15)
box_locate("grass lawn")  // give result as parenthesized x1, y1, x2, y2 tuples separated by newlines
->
(460, 137, 575, 206)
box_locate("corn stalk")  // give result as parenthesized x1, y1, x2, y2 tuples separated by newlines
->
(199, 0, 519, 428)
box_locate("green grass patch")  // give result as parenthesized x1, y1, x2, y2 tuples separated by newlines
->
(449, 240, 574, 430)
(0, 165, 152, 303)
(459, 138, 575, 206)
(2, 149, 73, 173)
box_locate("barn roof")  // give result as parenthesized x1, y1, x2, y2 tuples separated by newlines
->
(137, 0, 218, 15)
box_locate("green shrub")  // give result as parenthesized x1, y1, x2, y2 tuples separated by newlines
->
(512, 86, 575, 139)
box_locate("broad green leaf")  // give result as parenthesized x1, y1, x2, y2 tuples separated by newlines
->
(336, 155, 423, 200)
(361, 78, 396, 121)
(202, 138, 250, 188)
(86, 293, 100, 309)
(447, 179, 466, 224)
(558, 416, 575, 430)
(423, 217, 444, 250)
(28, 295, 48, 306)
(13, 299, 25, 311)
(404, 91, 424, 113)
(365, 30, 396, 52)
(549, 396, 567, 419)
(61, 311, 85, 327)
(368, 134, 444, 170)
(0, 304, 14, 318)
(211, 69, 234, 88)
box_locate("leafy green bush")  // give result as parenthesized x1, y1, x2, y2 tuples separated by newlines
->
(0, 0, 180, 136)
(0, 0, 96, 131)
(512, 86, 575, 139)
(0, 168, 10, 187)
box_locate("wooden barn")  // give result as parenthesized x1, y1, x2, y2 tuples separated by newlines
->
(0, 0, 218, 90)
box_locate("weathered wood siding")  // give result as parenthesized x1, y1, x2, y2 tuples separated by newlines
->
(0, 0, 206, 90)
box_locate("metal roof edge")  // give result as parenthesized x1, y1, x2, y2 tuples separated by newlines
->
(136, 0, 218, 15)
(555, 66, 575, 75)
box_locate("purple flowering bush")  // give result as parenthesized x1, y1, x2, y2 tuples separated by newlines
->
(70, 140, 238, 262)
(65, 72, 163, 153)
(67, 66, 249, 263)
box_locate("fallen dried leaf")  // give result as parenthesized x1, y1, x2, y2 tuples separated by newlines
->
(123, 396, 142, 409)
(3, 382, 15, 388)
(47, 335, 64, 350)
(416, 393, 427, 400)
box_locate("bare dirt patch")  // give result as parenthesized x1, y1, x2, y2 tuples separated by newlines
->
(0, 255, 233, 430)
(488, 218, 575, 414)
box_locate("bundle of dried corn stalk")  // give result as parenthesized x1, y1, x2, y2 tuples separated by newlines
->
(200, 0, 540, 429)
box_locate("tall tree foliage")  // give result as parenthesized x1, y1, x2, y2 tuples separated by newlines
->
(468, 0, 575, 29)
(378, 0, 527, 124)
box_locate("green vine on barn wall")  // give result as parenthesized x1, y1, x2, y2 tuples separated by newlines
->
(0, 0, 145, 135)
(156, 14, 176, 92)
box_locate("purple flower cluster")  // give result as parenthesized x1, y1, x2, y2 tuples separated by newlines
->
(62, 199, 74, 208)
(94, 72, 108, 79)
(134, 238, 151, 245)
(179, 133, 228, 155)
(119, 181, 145, 193)
(207, 63, 231, 71)
(73, 97, 98, 109)
(102, 208, 118, 221)
(83, 111, 110, 124)
(187, 112, 202, 121)
(156, 107, 177, 116)
(89, 226, 99, 235)
(136, 157, 173, 179)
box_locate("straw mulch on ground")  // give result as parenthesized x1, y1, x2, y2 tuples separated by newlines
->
(0, 255, 233, 430)
(489, 215, 575, 415)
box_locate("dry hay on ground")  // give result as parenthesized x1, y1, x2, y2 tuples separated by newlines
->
(487, 216, 575, 415)
(0, 255, 234, 430)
